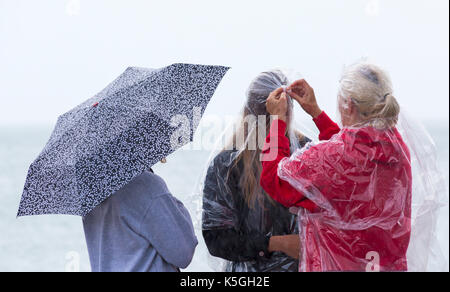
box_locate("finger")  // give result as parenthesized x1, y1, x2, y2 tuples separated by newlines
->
(289, 79, 305, 88)
(280, 92, 289, 105)
(272, 87, 284, 96)
(272, 87, 284, 98)
(287, 90, 303, 101)
(287, 86, 304, 93)
(289, 79, 306, 89)
(302, 79, 313, 91)
(287, 84, 306, 98)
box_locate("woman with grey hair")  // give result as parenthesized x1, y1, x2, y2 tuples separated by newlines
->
(201, 70, 311, 272)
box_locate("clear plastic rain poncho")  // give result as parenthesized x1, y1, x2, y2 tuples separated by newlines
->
(272, 62, 448, 272)
(195, 70, 311, 272)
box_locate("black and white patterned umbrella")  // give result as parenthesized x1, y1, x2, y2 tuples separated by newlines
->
(18, 63, 229, 217)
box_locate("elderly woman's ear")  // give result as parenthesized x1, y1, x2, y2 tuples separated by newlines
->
(341, 97, 354, 114)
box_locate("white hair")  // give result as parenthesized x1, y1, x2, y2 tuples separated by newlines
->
(339, 62, 400, 128)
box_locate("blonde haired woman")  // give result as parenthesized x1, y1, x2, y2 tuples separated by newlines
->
(261, 62, 412, 271)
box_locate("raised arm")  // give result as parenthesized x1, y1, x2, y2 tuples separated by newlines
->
(287, 79, 340, 140)
(260, 118, 316, 210)
(260, 82, 341, 209)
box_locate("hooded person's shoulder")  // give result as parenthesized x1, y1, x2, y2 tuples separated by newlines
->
(113, 171, 171, 206)
(137, 170, 170, 195)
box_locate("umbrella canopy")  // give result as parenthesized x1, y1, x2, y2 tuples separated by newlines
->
(18, 63, 229, 217)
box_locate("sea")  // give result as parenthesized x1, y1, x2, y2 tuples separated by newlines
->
(0, 121, 448, 272)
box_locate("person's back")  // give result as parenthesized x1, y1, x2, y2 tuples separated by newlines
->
(83, 170, 198, 272)
(202, 150, 300, 272)
(288, 126, 412, 271)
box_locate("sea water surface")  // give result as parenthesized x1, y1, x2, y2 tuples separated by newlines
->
(0, 122, 448, 272)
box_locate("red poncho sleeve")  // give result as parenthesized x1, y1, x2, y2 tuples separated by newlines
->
(260, 112, 340, 210)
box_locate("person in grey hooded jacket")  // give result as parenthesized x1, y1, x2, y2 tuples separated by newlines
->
(82, 169, 198, 272)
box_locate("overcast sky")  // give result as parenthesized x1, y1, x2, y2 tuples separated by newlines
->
(0, 0, 448, 125)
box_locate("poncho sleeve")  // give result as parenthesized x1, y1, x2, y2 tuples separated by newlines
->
(260, 112, 340, 210)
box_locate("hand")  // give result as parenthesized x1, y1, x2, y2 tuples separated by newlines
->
(266, 87, 288, 122)
(268, 235, 300, 259)
(287, 79, 322, 119)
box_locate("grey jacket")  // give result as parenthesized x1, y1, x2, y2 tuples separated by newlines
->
(83, 170, 198, 272)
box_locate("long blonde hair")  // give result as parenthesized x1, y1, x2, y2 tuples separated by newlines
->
(339, 62, 400, 128)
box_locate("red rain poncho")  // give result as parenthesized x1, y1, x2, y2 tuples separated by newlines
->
(260, 112, 412, 271)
